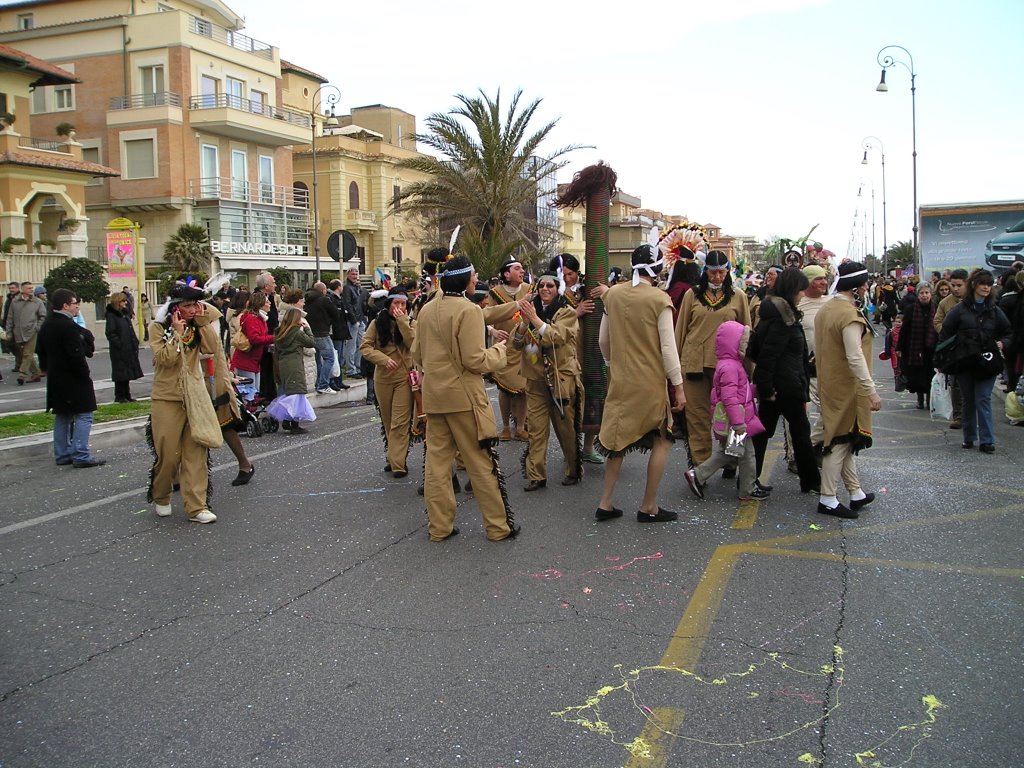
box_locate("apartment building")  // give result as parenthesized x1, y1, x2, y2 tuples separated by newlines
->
(0, 0, 314, 286)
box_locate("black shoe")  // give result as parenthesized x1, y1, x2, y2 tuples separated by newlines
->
(452, 474, 462, 493)
(637, 507, 679, 523)
(561, 475, 580, 486)
(722, 466, 737, 480)
(55, 459, 73, 466)
(464, 479, 472, 493)
(524, 479, 546, 492)
(384, 463, 392, 473)
(502, 525, 521, 540)
(595, 507, 623, 521)
(231, 466, 256, 486)
(817, 502, 858, 519)
(961, 441, 974, 449)
(393, 470, 408, 478)
(417, 484, 424, 496)
(979, 443, 995, 454)
(756, 480, 774, 493)
(432, 527, 459, 541)
(850, 492, 875, 511)
(288, 425, 309, 434)
(331, 382, 351, 391)
(73, 459, 106, 468)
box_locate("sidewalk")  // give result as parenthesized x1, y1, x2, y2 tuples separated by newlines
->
(0, 379, 370, 468)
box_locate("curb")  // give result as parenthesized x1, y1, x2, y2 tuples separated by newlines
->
(0, 380, 370, 468)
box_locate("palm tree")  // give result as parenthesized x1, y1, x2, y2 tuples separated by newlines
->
(164, 223, 212, 274)
(393, 89, 583, 278)
(884, 240, 917, 270)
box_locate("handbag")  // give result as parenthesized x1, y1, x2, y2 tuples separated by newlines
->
(724, 428, 747, 458)
(181, 357, 224, 449)
(894, 372, 908, 392)
(971, 341, 1004, 380)
(231, 325, 251, 352)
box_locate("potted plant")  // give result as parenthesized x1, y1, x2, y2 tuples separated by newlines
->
(55, 122, 75, 139)
(0, 112, 15, 131)
(60, 218, 80, 233)
(34, 239, 56, 253)
(1, 237, 28, 253)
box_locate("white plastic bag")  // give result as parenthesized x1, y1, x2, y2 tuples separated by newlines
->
(1006, 392, 1024, 426)
(330, 350, 341, 379)
(930, 374, 952, 421)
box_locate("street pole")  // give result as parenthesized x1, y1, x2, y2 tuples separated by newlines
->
(876, 46, 918, 273)
(862, 136, 887, 275)
(309, 84, 340, 284)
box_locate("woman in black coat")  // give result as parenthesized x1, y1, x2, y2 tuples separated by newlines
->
(105, 291, 144, 402)
(750, 267, 821, 494)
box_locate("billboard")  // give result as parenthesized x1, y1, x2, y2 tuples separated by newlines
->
(106, 229, 136, 279)
(920, 203, 1024, 275)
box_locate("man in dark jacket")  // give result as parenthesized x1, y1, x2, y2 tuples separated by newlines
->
(327, 279, 351, 390)
(36, 288, 105, 468)
(304, 282, 343, 394)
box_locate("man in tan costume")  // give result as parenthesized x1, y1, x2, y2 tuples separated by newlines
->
(512, 271, 582, 490)
(814, 261, 881, 519)
(596, 244, 686, 523)
(488, 259, 531, 441)
(412, 256, 519, 542)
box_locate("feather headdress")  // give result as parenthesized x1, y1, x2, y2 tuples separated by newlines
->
(658, 222, 709, 275)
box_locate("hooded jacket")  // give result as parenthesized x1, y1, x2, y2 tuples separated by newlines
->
(711, 321, 764, 436)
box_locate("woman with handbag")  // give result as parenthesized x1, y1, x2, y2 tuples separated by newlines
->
(897, 283, 938, 409)
(229, 291, 274, 402)
(939, 269, 1012, 453)
(147, 283, 223, 523)
(359, 288, 417, 477)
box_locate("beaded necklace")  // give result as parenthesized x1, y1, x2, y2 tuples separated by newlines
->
(701, 288, 727, 309)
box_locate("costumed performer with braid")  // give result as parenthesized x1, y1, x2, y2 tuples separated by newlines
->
(147, 283, 223, 524)
(488, 259, 531, 441)
(595, 243, 686, 523)
(411, 255, 519, 542)
(512, 269, 582, 491)
(674, 249, 751, 466)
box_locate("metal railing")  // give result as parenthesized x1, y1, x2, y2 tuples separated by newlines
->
(190, 177, 309, 208)
(17, 136, 68, 152)
(188, 93, 311, 128)
(109, 92, 183, 110)
(188, 15, 273, 60)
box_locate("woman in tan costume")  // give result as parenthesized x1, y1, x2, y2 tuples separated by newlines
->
(487, 259, 531, 441)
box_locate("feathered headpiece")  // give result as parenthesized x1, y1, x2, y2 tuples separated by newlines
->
(658, 222, 709, 276)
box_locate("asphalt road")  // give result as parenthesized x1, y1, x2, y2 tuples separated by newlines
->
(1, 359, 1022, 767)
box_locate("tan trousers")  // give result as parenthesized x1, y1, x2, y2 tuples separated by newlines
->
(820, 442, 862, 498)
(150, 399, 210, 517)
(425, 410, 513, 541)
(808, 377, 824, 445)
(524, 378, 578, 481)
(376, 374, 412, 473)
(684, 371, 714, 464)
(15, 335, 40, 378)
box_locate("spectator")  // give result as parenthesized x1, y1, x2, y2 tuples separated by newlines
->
(229, 291, 274, 402)
(5, 282, 47, 384)
(105, 291, 144, 402)
(897, 283, 937, 409)
(269, 308, 317, 433)
(341, 267, 369, 378)
(304, 281, 342, 394)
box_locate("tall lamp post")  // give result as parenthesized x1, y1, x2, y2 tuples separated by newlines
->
(875, 45, 918, 273)
(861, 135, 887, 273)
(857, 177, 876, 268)
(310, 84, 341, 283)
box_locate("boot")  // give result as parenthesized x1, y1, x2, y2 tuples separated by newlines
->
(917, 392, 925, 410)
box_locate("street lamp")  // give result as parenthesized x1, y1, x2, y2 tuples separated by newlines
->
(861, 135, 887, 273)
(310, 84, 341, 283)
(875, 45, 918, 272)
(857, 177, 876, 268)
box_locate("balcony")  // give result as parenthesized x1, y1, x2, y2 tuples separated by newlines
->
(190, 177, 308, 209)
(187, 15, 273, 61)
(107, 92, 184, 128)
(345, 209, 378, 231)
(188, 94, 310, 147)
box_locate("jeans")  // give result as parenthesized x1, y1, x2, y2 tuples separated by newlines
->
(234, 370, 260, 401)
(957, 373, 996, 445)
(344, 321, 365, 375)
(313, 335, 336, 391)
(53, 411, 94, 463)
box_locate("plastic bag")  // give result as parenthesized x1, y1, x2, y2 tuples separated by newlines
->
(930, 374, 953, 421)
(330, 351, 341, 379)
(724, 428, 747, 458)
(1006, 392, 1024, 426)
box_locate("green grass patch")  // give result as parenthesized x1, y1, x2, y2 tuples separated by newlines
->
(0, 401, 151, 439)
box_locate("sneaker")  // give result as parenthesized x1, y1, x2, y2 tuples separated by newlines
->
(816, 502, 858, 519)
(979, 443, 995, 454)
(756, 480, 774, 493)
(739, 486, 771, 501)
(850, 492, 876, 511)
(316, 388, 334, 395)
(189, 510, 217, 524)
(637, 507, 679, 523)
(155, 502, 172, 517)
(684, 468, 705, 500)
(581, 450, 605, 465)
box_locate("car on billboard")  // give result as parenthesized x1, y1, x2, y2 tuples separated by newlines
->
(985, 217, 1024, 272)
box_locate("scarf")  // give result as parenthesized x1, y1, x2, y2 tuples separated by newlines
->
(904, 298, 936, 366)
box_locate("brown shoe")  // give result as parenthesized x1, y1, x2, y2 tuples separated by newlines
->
(949, 421, 961, 429)
(561, 475, 580, 486)
(524, 479, 546, 491)
(514, 430, 529, 442)
(499, 428, 512, 441)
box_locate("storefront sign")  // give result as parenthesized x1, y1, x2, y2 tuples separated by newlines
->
(210, 241, 306, 256)
(106, 229, 136, 279)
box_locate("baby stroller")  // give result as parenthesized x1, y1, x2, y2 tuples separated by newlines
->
(233, 377, 279, 437)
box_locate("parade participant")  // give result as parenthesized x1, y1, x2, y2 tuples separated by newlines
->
(798, 264, 831, 449)
(814, 261, 881, 519)
(36, 288, 105, 468)
(749, 264, 783, 328)
(147, 284, 223, 523)
(897, 283, 937, 409)
(105, 291, 144, 403)
(596, 243, 686, 523)
(512, 270, 582, 490)
(488, 259, 531, 441)
(939, 269, 1011, 454)
(934, 269, 969, 429)
(411, 256, 518, 542)
(269, 308, 317, 434)
(360, 288, 417, 478)
(750, 268, 820, 494)
(674, 250, 751, 466)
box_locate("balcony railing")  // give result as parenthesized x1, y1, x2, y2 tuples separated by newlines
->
(109, 92, 183, 110)
(190, 176, 309, 208)
(188, 94, 311, 128)
(17, 136, 68, 152)
(188, 15, 273, 60)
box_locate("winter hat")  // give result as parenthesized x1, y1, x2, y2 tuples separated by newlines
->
(802, 264, 827, 280)
(33, 286, 47, 296)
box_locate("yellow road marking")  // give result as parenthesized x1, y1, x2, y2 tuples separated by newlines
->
(731, 449, 777, 530)
(742, 546, 1024, 579)
(625, 707, 687, 768)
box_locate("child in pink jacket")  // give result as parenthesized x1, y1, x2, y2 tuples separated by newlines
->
(685, 320, 766, 501)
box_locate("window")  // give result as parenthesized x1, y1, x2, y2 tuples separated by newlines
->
(258, 155, 274, 203)
(194, 17, 212, 37)
(31, 88, 46, 113)
(250, 90, 266, 116)
(82, 146, 102, 185)
(348, 182, 359, 210)
(140, 66, 164, 100)
(200, 144, 219, 197)
(392, 185, 401, 212)
(54, 86, 74, 111)
(123, 138, 156, 179)
(226, 77, 244, 110)
(391, 246, 403, 263)
(0, 93, 6, 114)
(199, 75, 218, 107)
(293, 181, 309, 208)
(231, 149, 247, 200)
(17, 14, 34, 29)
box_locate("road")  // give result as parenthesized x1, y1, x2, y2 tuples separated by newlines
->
(0, 355, 1021, 767)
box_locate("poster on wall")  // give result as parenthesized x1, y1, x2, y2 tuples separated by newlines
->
(106, 230, 135, 279)
(920, 205, 1024, 275)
